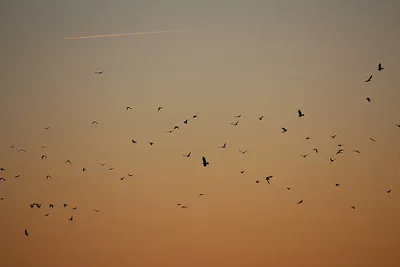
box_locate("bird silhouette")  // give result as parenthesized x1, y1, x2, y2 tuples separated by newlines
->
(193, 115, 198, 118)
(336, 149, 344, 155)
(335, 184, 340, 187)
(82, 168, 87, 172)
(369, 137, 376, 142)
(94, 71, 104, 74)
(378, 63, 384, 71)
(98, 163, 106, 167)
(126, 106, 132, 111)
(219, 142, 227, 148)
(306, 136, 310, 140)
(132, 140, 137, 144)
(331, 134, 337, 139)
(265, 176, 273, 184)
(286, 188, 291, 190)
(365, 75, 372, 82)
(313, 148, 319, 153)
(298, 109, 305, 117)
(202, 156, 209, 167)
(0, 178, 6, 181)
(44, 126, 50, 130)
(149, 142, 154, 146)
(300, 154, 308, 158)
(240, 170, 245, 174)
(239, 150, 247, 154)
(17, 149, 27, 152)
(49, 204, 54, 208)
(157, 107, 163, 112)
(386, 190, 391, 193)
(120, 176, 125, 180)
(351, 206, 356, 210)
(127, 173, 134, 177)
(165, 129, 174, 133)
(255, 180, 260, 183)
(353, 150, 361, 153)
(183, 119, 188, 124)
(63, 204, 68, 208)
(41, 155, 47, 160)
(9, 145, 15, 148)
(174, 126, 179, 130)
(231, 121, 239, 126)
(199, 193, 205, 196)
(330, 158, 336, 162)
(0, 168, 5, 171)
(107, 167, 114, 171)
(65, 160, 72, 164)
(68, 216, 73, 221)
(46, 175, 52, 180)
(24, 229, 28, 236)
(258, 116, 264, 120)
(40, 145, 47, 149)
(92, 121, 99, 124)
(366, 97, 372, 102)
(235, 114, 242, 118)
(14, 174, 20, 178)
(94, 209, 100, 212)
(396, 124, 400, 128)
(44, 213, 49, 216)
(183, 152, 191, 157)
(281, 127, 287, 133)
(181, 206, 187, 209)
(297, 200, 303, 204)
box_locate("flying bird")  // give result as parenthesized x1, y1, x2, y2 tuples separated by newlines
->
(265, 176, 273, 184)
(92, 121, 99, 124)
(297, 109, 305, 117)
(353, 150, 361, 153)
(107, 167, 114, 171)
(0, 178, 7, 181)
(378, 63, 384, 71)
(0, 168, 5, 171)
(199, 193, 205, 196)
(396, 124, 400, 128)
(331, 134, 337, 139)
(386, 190, 391, 193)
(41, 155, 47, 160)
(366, 97, 371, 102)
(240, 170, 245, 174)
(157, 107, 163, 112)
(63, 204, 68, 208)
(127, 173, 134, 177)
(126, 106, 132, 111)
(49, 204, 54, 208)
(335, 184, 340, 187)
(120, 177, 125, 180)
(82, 168, 87, 172)
(149, 142, 154, 146)
(330, 158, 336, 162)
(24, 229, 28, 236)
(365, 75, 372, 82)
(174, 126, 179, 130)
(336, 149, 343, 155)
(17, 149, 27, 152)
(14, 174, 20, 178)
(95, 71, 104, 75)
(68, 216, 73, 221)
(369, 137, 376, 142)
(258, 116, 264, 120)
(132, 140, 137, 144)
(202, 156, 209, 167)
(44, 126, 50, 130)
(181, 206, 187, 209)
(286, 188, 291, 191)
(72, 206, 78, 210)
(219, 142, 227, 148)
(46, 175, 52, 180)
(351, 206, 356, 209)
(313, 148, 319, 153)
(255, 180, 260, 183)
(239, 150, 247, 154)
(65, 160, 72, 164)
(281, 127, 287, 133)
(193, 115, 198, 118)
(306, 136, 310, 140)
(9, 145, 15, 148)
(297, 200, 303, 204)
(94, 209, 100, 212)
(183, 152, 191, 157)
(300, 154, 308, 158)
(183, 119, 188, 124)
(44, 213, 49, 216)
(231, 121, 239, 126)
(234, 114, 242, 118)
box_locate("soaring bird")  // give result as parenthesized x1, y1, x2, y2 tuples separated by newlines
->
(98, 162, 106, 167)
(17, 149, 27, 152)
(298, 109, 305, 117)
(9, 145, 15, 148)
(300, 154, 308, 158)
(331, 134, 337, 139)
(369, 137, 376, 142)
(44, 126, 50, 130)
(378, 63, 384, 71)
(0, 178, 6, 181)
(49, 204, 54, 208)
(44, 213, 49, 216)
(149, 142, 154, 146)
(255, 180, 260, 183)
(46, 175, 52, 180)
(127, 173, 134, 177)
(297, 200, 303, 204)
(258, 116, 264, 120)
(94, 71, 104, 74)
(281, 127, 287, 133)
(239, 149, 247, 154)
(40, 145, 47, 149)
(157, 107, 163, 112)
(366, 97, 371, 102)
(202, 156, 209, 167)
(72, 206, 78, 210)
(94, 209, 100, 212)
(181, 206, 187, 209)
(306, 136, 310, 140)
(165, 129, 174, 134)
(199, 193, 205, 196)
(193, 115, 198, 118)
(365, 75, 372, 82)
(63, 204, 68, 208)
(0, 168, 5, 171)
(396, 124, 400, 128)
(231, 121, 239, 126)
(313, 148, 319, 153)
(174, 126, 179, 130)
(92, 121, 99, 124)
(183, 119, 188, 124)
(82, 168, 87, 172)
(235, 114, 242, 118)
(219, 142, 227, 148)
(183, 152, 191, 157)
(120, 176, 125, 180)
(240, 170, 245, 174)
(107, 167, 114, 171)
(353, 150, 360, 153)
(386, 190, 391, 193)
(335, 184, 340, 187)
(336, 149, 344, 155)
(286, 188, 291, 191)
(330, 158, 336, 162)
(132, 140, 137, 144)
(41, 155, 47, 160)
(14, 174, 20, 178)
(266, 176, 273, 184)
(126, 106, 132, 111)
(65, 160, 72, 164)
(351, 206, 356, 210)
(68, 216, 73, 221)
(24, 229, 28, 236)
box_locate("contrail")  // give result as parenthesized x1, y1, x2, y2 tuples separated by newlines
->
(64, 28, 218, 40)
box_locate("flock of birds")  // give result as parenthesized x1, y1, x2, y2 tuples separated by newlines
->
(0, 62, 397, 238)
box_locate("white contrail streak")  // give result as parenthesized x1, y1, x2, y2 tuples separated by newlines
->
(64, 28, 218, 40)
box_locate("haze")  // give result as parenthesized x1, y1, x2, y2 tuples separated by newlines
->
(1, 1, 400, 267)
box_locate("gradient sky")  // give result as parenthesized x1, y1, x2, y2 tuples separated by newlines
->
(1, 1, 400, 267)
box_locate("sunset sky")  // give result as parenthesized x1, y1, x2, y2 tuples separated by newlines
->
(1, 1, 400, 266)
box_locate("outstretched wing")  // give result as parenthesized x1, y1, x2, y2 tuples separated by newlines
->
(202, 157, 207, 164)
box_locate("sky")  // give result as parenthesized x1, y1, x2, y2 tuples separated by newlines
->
(1, 0, 400, 266)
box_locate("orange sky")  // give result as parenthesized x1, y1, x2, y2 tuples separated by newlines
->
(1, 1, 400, 267)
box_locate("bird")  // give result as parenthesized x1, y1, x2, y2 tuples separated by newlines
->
(107, 167, 114, 171)
(366, 97, 371, 102)
(63, 204, 68, 208)
(0, 168, 5, 171)
(82, 168, 87, 172)
(335, 184, 340, 187)
(386, 190, 391, 193)
(351, 206, 356, 210)
(94, 209, 100, 212)
(255, 180, 260, 183)
(181, 206, 187, 209)
(149, 142, 154, 146)
(219, 142, 227, 148)
(65, 160, 72, 164)
(240, 170, 245, 174)
(127, 173, 134, 177)
(126, 106, 132, 111)
(120, 177, 125, 180)
(239, 150, 247, 154)
(306, 136, 310, 140)
(298, 109, 305, 117)
(44, 213, 49, 216)
(396, 124, 400, 128)
(72, 206, 78, 210)
(41, 155, 47, 160)
(300, 154, 308, 158)
(353, 150, 361, 153)
(0, 178, 6, 181)
(378, 63, 384, 71)
(68, 216, 73, 221)
(365, 75, 372, 82)
(199, 193, 205, 196)
(202, 156, 209, 167)
(297, 200, 303, 204)
(17, 149, 27, 152)
(258, 116, 264, 120)
(49, 204, 54, 208)
(183, 119, 188, 124)
(281, 127, 287, 133)
(265, 176, 273, 184)
(331, 134, 337, 139)
(193, 115, 198, 118)
(40, 145, 47, 149)
(165, 130, 174, 134)
(183, 152, 191, 157)
(94, 71, 104, 75)
(330, 158, 336, 162)
(14, 174, 20, 178)
(369, 137, 376, 142)
(286, 188, 291, 191)
(44, 126, 50, 130)
(132, 140, 137, 144)
(0, 197, 4, 200)
(24, 229, 28, 236)
(157, 107, 163, 112)
(174, 126, 179, 130)
(336, 149, 344, 155)
(9, 145, 15, 148)
(234, 114, 242, 118)
(46, 175, 52, 180)
(92, 121, 99, 124)
(231, 121, 239, 126)
(98, 162, 106, 167)
(313, 148, 319, 153)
